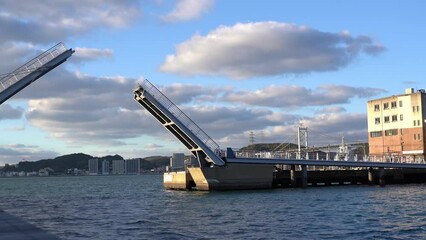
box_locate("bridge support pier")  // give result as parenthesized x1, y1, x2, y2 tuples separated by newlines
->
(301, 165, 308, 188)
(379, 167, 386, 187)
(368, 167, 374, 185)
(290, 165, 296, 187)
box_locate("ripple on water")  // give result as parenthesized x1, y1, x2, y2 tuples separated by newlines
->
(0, 176, 425, 239)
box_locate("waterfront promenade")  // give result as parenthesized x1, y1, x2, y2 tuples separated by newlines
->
(0, 209, 59, 240)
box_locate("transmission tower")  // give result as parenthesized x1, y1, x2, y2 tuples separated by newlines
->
(249, 131, 255, 146)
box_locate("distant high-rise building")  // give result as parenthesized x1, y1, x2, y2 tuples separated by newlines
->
(102, 160, 110, 175)
(88, 159, 99, 175)
(170, 153, 185, 170)
(112, 160, 126, 174)
(367, 88, 426, 163)
(126, 159, 140, 174)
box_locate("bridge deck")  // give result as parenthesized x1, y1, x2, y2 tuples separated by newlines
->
(226, 157, 426, 169)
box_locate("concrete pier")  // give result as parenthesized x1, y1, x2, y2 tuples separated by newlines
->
(368, 167, 374, 185)
(165, 165, 426, 191)
(379, 167, 386, 187)
(0, 210, 59, 240)
(290, 165, 296, 187)
(301, 165, 308, 188)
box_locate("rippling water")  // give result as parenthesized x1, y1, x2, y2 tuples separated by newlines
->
(0, 175, 425, 239)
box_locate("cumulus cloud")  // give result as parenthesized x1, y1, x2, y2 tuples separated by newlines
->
(145, 143, 164, 149)
(0, 144, 58, 165)
(72, 47, 114, 62)
(3, 63, 376, 151)
(0, 104, 24, 120)
(23, 72, 154, 146)
(0, 0, 141, 44)
(160, 21, 386, 79)
(219, 112, 368, 148)
(224, 84, 386, 108)
(160, 0, 214, 22)
(159, 83, 229, 104)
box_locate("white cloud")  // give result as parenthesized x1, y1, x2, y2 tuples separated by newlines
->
(160, 21, 386, 79)
(73, 47, 114, 62)
(0, 144, 58, 165)
(161, 0, 214, 22)
(224, 84, 386, 108)
(0, 104, 24, 120)
(0, 0, 141, 44)
(145, 143, 164, 149)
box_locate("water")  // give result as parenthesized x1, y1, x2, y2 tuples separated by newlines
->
(0, 175, 425, 239)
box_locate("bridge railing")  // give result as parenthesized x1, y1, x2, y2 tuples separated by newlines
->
(0, 43, 68, 93)
(140, 79, 221, 153)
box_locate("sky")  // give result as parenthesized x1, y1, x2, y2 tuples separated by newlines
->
(0, 0, 425, 165)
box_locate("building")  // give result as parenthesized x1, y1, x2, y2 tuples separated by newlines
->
(101, 160, 110, 175)
(170, 153, 185, 170)
(367, 88, 426, 163)
(126, 159, 140, 174)
(88, 159, 99, 175)
(112, 160, 126, 174)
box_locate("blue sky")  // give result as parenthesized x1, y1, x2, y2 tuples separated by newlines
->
(0, 0, 425, 165)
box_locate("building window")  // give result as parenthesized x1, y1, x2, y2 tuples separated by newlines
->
(417, 120, 420, 126)
(400, 114, 403, 121)
(374, 104, 380, 111)
(384, 116, 390, 123)
(375, 118, 380, 124)
(414, 120, 417, 126)
(400, 129, 404, 135)
(414, 133, 422, 140)
(413, 106, 416, 112)
(417, 106, 420, 112)
(385, 129, 398, 136)
(392, 115, 398, 122)
(384, 103, 389, 109)
(391, 101, 397, 108)
(399, 101, 403, 107)
(370, 131, 382, 138)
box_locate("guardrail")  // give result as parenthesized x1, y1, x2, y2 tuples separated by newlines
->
(140, 79, 221, 153)
(0, 43, 68, 93)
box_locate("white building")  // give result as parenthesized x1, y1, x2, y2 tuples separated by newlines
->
(102, 160, 110, 175)
(88, 159, 99, 175)
(170, 153, 185, 170)
(126, 159, 140, 174)
(112, 160, 126, 174)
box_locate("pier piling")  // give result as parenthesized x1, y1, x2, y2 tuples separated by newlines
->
(379, 167, 386, 187)
(290, 165, 296, 187)
(301, 165, 308, 188)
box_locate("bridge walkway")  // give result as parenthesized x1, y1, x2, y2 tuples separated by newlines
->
(0, 42, 74, 105)
(134, 79, 225, 166)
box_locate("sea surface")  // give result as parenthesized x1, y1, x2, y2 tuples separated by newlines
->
(0, 174, 425, 239)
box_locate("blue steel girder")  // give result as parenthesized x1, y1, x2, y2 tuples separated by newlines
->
(133, 80, 225, 166)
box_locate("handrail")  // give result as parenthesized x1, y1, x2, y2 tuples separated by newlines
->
(0, 43, 68, 93)
(140, 79, 221, 153)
